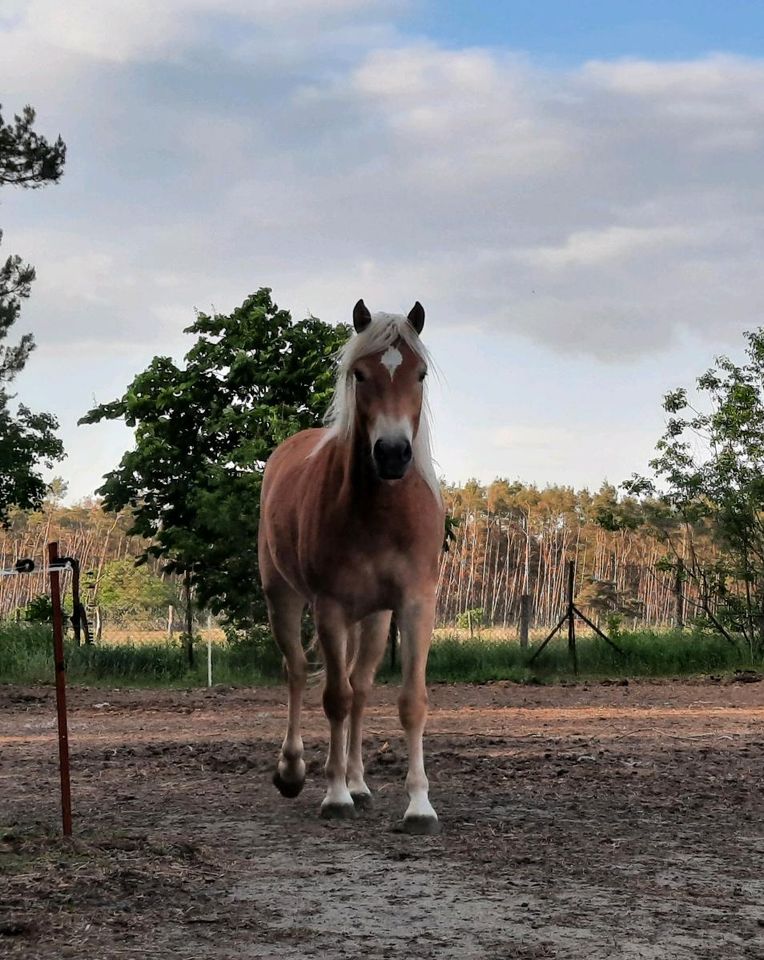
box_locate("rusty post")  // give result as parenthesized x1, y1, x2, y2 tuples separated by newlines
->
(48, 542, 73, 836)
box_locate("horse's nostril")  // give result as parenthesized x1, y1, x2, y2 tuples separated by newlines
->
(401, 440, 412, 463)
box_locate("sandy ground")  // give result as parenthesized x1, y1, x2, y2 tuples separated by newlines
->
(1, 678, 763, 959)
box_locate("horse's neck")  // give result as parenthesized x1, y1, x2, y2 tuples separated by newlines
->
(316, 428, 397, 515)
(332, 429, 378, 506)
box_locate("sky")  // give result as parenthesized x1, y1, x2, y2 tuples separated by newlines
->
(1, 0, 763, 501)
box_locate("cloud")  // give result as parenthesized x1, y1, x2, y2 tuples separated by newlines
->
(515, 225, 701, 268)
(3, 16, 764, 374)
(0, 0, 405, 63)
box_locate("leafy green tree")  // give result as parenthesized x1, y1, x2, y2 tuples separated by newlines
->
(590, 482, 643, 532)
(626, 328, 764, 652)
(0, 105, 66, 525)
(576, 574, 642, 621)
(80, 288, 350, 664)
(97, 558, 176, 615)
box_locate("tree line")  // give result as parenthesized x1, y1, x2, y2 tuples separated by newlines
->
(438, 480, 704, 630)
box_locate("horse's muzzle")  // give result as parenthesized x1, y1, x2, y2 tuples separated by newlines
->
(373, 437, 413, 480)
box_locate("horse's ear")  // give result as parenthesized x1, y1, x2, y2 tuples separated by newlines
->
(353, 299, 372, 333)
(407, 301, 425, 335)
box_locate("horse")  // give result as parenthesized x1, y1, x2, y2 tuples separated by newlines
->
(258, 299, 445, 834)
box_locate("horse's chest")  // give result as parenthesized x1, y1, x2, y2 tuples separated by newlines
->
(302, 519, 419, 610)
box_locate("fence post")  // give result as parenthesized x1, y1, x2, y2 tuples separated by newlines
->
(519, 594, 530, 650)
(566, 560, 578, 675)
(167, 604, 174, 638)
(71, 559, 81, 647)
(674, 559, 684, 629)
(48, 542, 73, 837)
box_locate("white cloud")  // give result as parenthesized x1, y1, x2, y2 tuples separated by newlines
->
(0, 0, 405, 63)
(515, 225, 701, 268)
(4, 37, 763, 363)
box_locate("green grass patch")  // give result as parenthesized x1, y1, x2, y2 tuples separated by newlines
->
(382, 628, 762, 684)
(0, 623, 281, 687)
(1, 623, 762, 688)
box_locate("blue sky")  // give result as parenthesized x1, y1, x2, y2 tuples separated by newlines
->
(410, 1, 764, 60)
(1, 1, 763, 500)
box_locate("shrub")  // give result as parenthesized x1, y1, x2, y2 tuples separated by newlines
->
(223, 624, 283, 678)
(456, 608, 484, 631)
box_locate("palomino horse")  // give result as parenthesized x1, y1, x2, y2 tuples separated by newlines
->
(258, 300, 444, 834)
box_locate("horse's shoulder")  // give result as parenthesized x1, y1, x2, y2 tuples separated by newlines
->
(268, 428, 327, 465)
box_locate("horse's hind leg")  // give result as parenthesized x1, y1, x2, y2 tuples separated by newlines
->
(347, 610, 392, 809)
(265, 584, 307, 798)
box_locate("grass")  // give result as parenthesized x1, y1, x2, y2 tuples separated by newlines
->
(400, 628, 762, 684)
(0, 624, 277, 688)
(1, 622, 762, 688)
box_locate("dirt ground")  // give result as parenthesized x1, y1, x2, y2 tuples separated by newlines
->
(1, 677, 763, 960)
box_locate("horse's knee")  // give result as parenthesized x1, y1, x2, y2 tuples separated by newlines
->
(288, 659, 308, 687)
(398, 688, 428, 730)
(323, 681, 352, 722)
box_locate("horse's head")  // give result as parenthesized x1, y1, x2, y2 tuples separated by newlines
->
(349, 300, 428, 481)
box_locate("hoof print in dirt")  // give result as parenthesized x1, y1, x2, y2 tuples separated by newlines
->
(320, 803, 358, 820)
(272, 771, 304, 799)
(402, 816, 441, 836)
(350, 792, 373, 811)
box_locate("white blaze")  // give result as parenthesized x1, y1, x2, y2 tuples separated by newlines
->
(380, 345, 403, 380)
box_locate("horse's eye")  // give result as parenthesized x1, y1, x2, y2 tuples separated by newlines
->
(354, 369, 366, 383)
(418, 369, 427, 382)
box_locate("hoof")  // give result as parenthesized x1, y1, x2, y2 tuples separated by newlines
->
(272, 769, 305, 799)
(351, 791, 373, 811)
(402, 815, 441, 836)
(320, 802, 358, 820)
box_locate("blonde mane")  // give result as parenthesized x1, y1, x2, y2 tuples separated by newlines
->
(313, 312, 441, 503)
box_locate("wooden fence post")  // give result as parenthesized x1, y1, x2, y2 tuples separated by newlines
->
(48, 542, 73, 837)
(675, 559, 684, 629)
(519, 594, 530, 650)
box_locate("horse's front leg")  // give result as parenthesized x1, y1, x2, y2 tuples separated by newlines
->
(315, 600, 356, 819)
(397, 594, 439, 834)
